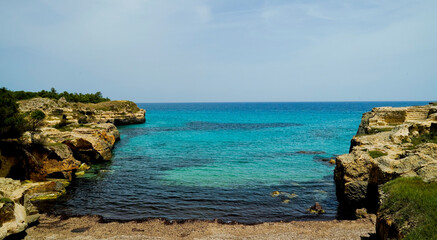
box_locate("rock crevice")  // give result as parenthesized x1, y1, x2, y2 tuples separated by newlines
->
(0, 98, 145, 239)
(335, 103, 437, 218)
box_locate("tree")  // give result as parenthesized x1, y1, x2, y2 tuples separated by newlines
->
(0, 88, 25, 139)
(28, 110, 46, 130)
(3, 88, 110, 103)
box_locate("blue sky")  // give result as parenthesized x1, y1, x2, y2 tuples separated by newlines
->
(1, 0, 436, 102)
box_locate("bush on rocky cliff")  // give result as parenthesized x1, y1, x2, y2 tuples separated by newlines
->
(410, 133, 437, 147)
(9, 87, 110, 103)
(27, 110, 46, 130)
(0, 87, 26, 138)
(368, 150, 387, 159)
(380, 177, 437, 239)
(0, 197, 13, 204)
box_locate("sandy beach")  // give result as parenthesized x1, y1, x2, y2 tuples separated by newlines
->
(22, 214, 376, 240)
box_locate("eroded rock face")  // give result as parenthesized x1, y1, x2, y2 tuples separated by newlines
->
(0, 177, 70, 239)
(0, 98, 145, 239)
(1, 98, 143, 181)
(0, 124, 121, 181)
(18, 98, 145, 127)
(335, 104, 437, 217)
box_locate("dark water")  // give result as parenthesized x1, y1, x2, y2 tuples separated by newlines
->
(37, 102, 428, 223)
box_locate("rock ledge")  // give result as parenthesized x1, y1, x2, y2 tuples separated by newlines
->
(335, 103, 437, 217)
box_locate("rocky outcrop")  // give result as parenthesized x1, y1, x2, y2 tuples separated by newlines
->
(0, 98, 144, 181)
(0, 177, 69, 239)
(0, 97, 145, 239)
(335, 103, 437, 217)
(0, 123, 120, 181)
(18, 97, 145, 126)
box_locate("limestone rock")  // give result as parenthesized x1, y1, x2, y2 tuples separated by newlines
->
(1, 97, 138, 181)
(355, 208, 368, 219)
(335, 103, 437, 217)
(18, 98, 145, 127)
(12, 123, 119, 180)
(0, 97, 146, 239)
(0, 178, 68, 239)
(308, 202, 325, 214)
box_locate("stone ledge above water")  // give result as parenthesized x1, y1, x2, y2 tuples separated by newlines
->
(335, 103, 437, 218)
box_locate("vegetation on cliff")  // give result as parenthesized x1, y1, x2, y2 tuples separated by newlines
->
(368, 150, 387, 159)
(0, 88, 26, 138)
(335, 104, 437, 217)
(0, 90, 145, 239)
(0, 86, 115, 138)
(410, 132, 437, 147)
(1, 88, 50, 138)
(380, 177, 437, 239)
(3, 87, 110, 103)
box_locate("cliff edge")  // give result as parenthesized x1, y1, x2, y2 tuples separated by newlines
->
(334, 103, 437, 218)
(0, 97, 145, 239)
(1, 97, 145, 181)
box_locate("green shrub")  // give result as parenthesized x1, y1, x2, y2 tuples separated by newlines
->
(368, 150, 387, 158)
(0, 197, 14, 204)
(27, 110, 46, 130)
(53, 119, 68, 130)
(410, 133, 437, 147)
(0, 87, 26, 138)
(30, 110, 45, 120)
(9, 87, 110, 103)
(381, 177, 437, 239)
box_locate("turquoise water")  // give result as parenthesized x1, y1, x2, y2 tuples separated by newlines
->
(40, 102, 428, 223)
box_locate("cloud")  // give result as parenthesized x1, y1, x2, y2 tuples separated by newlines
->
(0, 0, 436, 102)
(196, 5, 212, 23)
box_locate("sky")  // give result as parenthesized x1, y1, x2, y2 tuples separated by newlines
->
(0, 0, 436, 102)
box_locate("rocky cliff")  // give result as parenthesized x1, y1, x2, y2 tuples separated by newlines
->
(335, 103, 437, 218)
(18, 97, 145, 126)
(1, 97, 145, 181)
(0, 177, 71, 239)
(0, 97, 145, 239)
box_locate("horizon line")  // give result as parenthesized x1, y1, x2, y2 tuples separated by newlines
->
(133, 100, 435, 104)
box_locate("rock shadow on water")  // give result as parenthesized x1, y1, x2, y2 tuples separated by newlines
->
(118, 121, 303, 138)
(313, 155, 338, 166)
(310, 129, 337, 139)
(183, 121, 303, 131)
(266, 151, 327, 158)
(295, 150, 326, 155)
(158, 157, 214, 171)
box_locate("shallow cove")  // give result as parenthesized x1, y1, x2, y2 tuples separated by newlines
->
(36, 102, 427, 224)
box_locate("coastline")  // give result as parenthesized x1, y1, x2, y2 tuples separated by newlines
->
(3, 99, 436, 239)
(22, 214, 376, 240)
(0, 97, 146, 239)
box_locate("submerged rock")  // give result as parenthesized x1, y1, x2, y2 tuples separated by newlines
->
(270, 191, 297, 199)
(308, 202, 325, 214)
(296, 151, 326, 155)
(270, 191, 280, 197)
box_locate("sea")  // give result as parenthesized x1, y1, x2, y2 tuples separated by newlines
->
(38, 101, 428, 223)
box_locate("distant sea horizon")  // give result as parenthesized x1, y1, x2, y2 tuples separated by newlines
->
(134, 100, 434, 104)
(38, 101, 429, 223)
